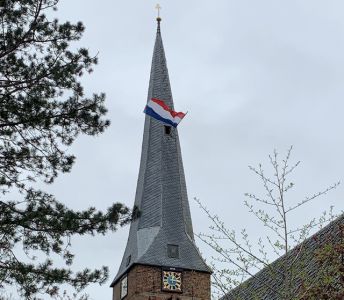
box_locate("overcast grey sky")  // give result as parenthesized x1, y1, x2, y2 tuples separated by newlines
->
(16, 1, 344, 299)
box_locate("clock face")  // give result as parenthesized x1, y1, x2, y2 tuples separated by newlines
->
(120, 275, 128, 299)
(162, 270, 182, 292)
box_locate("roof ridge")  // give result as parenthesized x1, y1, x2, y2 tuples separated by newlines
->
(222, 213, 344, 299)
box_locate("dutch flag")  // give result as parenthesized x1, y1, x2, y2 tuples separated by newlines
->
(144, 98, 186, 128)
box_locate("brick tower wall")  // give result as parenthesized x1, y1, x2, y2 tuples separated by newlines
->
(113, 265, 211, 300)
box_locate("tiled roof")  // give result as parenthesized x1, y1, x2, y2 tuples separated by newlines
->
(222, 215, 344, 300)
(111, 20, 211, 287)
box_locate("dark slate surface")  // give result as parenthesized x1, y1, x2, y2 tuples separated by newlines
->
(111, 21, 211, 287)
(222, 215, 344, 300)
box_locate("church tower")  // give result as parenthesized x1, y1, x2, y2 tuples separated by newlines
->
(111, 17, 211, 300)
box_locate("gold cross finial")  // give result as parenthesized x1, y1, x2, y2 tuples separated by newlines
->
(155, 4, 161, 19)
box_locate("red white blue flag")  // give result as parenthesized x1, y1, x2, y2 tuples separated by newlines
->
(144, 98, 186, 127)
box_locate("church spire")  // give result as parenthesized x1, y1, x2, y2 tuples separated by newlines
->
(111, 17, 211, 291)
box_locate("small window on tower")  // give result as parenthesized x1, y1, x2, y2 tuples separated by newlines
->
(120, 275, 128, 299)
(167, 244, 179, 258)
(164, 125, 171, 135)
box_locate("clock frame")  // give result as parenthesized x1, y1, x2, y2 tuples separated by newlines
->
(161, 269, 183, 293)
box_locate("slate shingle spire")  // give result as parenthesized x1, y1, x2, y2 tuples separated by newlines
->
(111, 18, 211, 287)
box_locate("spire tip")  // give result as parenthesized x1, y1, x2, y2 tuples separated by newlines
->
(155, 4, 162, 23)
